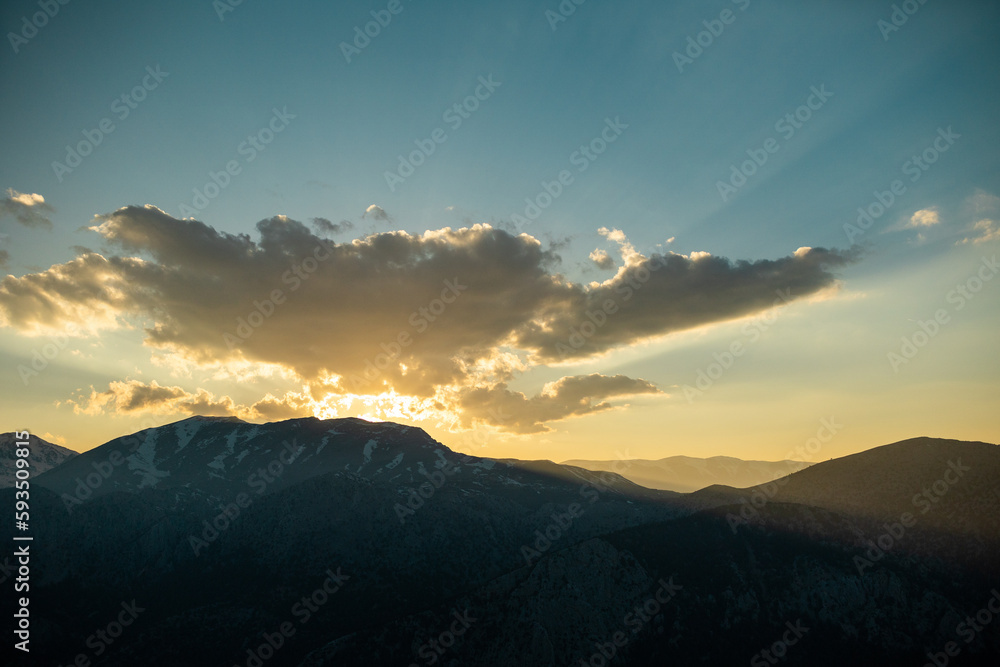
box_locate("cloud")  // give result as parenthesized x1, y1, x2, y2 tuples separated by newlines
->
(598, 226, 641, 265)
(245, 392, 314, 421)
(966, 190, 1000, 216)
(458, 374, 662, 433)
(68, 378, 312, 421)
(363, 205, 392, 222)
(598, 227, 627, 243)
(589, 248, 615, 270)
(0, 249, 8, 268)
(906, 208, 940, 228)
(958, 219, 1000, 245)
(41, 432, 68, 446)
(0, 205, 853, 431)
(0, 252, 133, 333)
(311, 217, 354, 236)
(70, 380, 234, 416)
(0, 189, 54, 230)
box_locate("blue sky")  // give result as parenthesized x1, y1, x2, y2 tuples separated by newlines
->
(1, 0, 998, 459)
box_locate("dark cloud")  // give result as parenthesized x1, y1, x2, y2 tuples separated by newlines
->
(515, 246, 855, 362)
(458, 374, 662, 433)
(116, 380, 185, 410)
(311, 217, 353, 236)
(1, 189, 54, 230)
(70, 379, 302, 420)
(0, 205, 854, 431)
(362, 205, 392, 222)
(589, 248, 615, 270)
(71, 380, 235, 417)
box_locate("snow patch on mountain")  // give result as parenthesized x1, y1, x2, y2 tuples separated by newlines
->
(363, 439, 378, 464)
(208, 452, 227, 471)
(127, 430, 170, 489)
(239, 426, 261, 444)
(174, 420, 200, 452)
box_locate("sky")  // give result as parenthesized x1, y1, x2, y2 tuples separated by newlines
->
(1, 0, 998, 462)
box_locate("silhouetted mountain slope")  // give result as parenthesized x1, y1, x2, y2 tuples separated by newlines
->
(10, 416, 680, 666)
(5, 422, 998, 666)
(562, 454, 812, 493)
(499, 458, 680, 501)
(770, 437, 1000, 524)
(680, 437, 1000, 576)
(304, 499, 999, 666)
(0, 431, 76, 488)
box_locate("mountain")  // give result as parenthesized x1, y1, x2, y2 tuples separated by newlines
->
(5, 421, 998, 666)
(680, 437, 1000, 574)
(309, 436, 1000, 666)
(561, 454, 814, 492)
(14, 416, 680, 666)
(0, 431, 77, 488)
(35, 415, 675, 507)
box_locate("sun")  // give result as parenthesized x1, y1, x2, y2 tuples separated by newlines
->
(306, 388, 460, 428)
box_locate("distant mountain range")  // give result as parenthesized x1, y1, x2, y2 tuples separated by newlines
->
(0, 432, 76, 488)
(561, 454, 814, 493)
(3, 418, 998, 666)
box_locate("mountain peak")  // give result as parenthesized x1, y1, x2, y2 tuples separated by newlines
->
(0, 432, 78, 488)
(34, 414, 449, 503)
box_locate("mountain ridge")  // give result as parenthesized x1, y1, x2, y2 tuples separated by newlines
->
(5, 419, 998, 665)
(0, 431, 78, 488)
